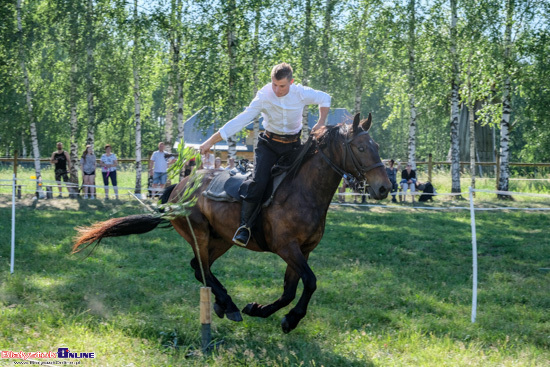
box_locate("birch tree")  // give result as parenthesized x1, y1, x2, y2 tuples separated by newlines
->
(407, 0, 417, 170)
(300, 0, 313, 141)
(16, 0, 42, 195)
(67, 6, 81, 190)
(133, 0, 142, 196)
(467, 53, 476, 191)
(173, 0, 185, 146)
(251, 2, 262, 152)
(449, 0, 462, 194)
(497, 0, 514, 197)
(224, 0, 238, 160)
(85, 0, 96, 147)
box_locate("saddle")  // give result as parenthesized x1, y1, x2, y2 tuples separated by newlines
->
(202, 137, 315, 207)
(202, 163, 252, 203)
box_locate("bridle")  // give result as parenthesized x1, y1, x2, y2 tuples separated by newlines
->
(318, 129, 384, 188)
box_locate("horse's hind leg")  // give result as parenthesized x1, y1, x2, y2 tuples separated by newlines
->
(242, 264, 300, 318)
(189, 239, 242, 322)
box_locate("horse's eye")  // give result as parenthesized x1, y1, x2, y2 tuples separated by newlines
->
(358, 147, 365, 152)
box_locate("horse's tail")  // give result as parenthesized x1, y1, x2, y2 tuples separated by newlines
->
(72, 184, 177, 254)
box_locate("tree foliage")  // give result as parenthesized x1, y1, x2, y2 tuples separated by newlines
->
(1, 0, 549, 167)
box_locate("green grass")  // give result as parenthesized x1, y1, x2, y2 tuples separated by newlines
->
(1, 200, 549, 366)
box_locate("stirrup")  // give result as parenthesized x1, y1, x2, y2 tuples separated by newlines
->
(232, 225, 251, 247)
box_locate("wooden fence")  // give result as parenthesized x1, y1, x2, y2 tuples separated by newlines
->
(2, 151, 550, 186)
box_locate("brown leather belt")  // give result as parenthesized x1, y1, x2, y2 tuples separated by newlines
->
(265, 131, 301, 143)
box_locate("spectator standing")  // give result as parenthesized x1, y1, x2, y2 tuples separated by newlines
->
(385, 159, 398, 203)
(80, 145, 97, 199)
(101, 144, 119, 199)
(50, 142, 72, 198)
(149, 142, 173, 197)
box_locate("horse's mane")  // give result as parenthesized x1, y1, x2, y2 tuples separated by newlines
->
(314, 123, 351, 150)
(283, 123, 350, 180)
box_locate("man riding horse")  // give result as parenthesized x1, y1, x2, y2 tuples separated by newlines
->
(199, 63, 331, 247)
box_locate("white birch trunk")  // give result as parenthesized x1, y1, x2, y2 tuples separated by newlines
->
(407, 0, 417, 170)
(17, 0, 42, 193)
(468, 54, 476, 191)
(21, 133, 27, 157)
(133, 0, 142, 196)
(321, 0, 334, 90)
(252, 7, 261, 153)
(450, 0, 461, 193)
(176, 71, 184, 144)
(85, 0, 95, 147)
(69, 60, 79, 195)
(498, 0, 513, 196)
(469, 103, 476, 189)
(301, 0, 312, 141)
(165, 83, 174, 147)
(227, 137, 237, 160)
(225, 0, 237, 160)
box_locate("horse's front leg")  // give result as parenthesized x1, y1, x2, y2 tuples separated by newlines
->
(278, 244, 317, 333)
(242, 264, 300, 318)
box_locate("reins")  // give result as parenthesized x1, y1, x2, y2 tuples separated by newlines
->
(318, 129, 384, 188)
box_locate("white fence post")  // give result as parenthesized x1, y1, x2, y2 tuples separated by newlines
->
(11, 174, 16, 274)
(469, 186, 478, 323)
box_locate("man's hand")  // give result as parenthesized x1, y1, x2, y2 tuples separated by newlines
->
(199, 141, 213, 155)
(312, 122, 324, 132)
(200, 132, 222, 155)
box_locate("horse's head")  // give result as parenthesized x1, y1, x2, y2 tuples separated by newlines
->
(318, 113, 392, 200)
(344, 113, 392, 199)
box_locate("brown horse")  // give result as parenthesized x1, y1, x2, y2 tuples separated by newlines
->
(73, 113, 392, 333)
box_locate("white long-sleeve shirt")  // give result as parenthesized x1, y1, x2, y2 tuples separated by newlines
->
(218, 83, 331, 140)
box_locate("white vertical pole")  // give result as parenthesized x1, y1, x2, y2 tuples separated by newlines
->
(469, 186, 478, 322)
(11, 174, 16, 274)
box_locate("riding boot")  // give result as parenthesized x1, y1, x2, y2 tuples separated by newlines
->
(233, 201, 259, 247)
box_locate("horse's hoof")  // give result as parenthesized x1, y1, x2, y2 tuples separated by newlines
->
(225, 311, 243, 322)
(242, 302, 257, 316)
(213, 302, 225, 319)
(281, 316, 292, 334)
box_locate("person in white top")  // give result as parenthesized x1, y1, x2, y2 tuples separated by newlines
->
(149, 142, 174, 197)
(100, 144, 118, 199)
(202, 152, 215, 169)
(199, 62, 331, 247)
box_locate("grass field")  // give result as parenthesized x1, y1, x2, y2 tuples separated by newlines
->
(1, 196, 549, 366)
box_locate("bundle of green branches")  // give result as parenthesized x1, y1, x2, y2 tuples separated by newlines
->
(157, 143, 203, 220)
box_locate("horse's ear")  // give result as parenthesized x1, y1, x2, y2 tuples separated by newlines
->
(360, 113, 372, 132)
(352, 113, 361, 133)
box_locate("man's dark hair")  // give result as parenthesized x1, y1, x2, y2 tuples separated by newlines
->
(104, 144, 111, 149)
(271, 63, 293, 81)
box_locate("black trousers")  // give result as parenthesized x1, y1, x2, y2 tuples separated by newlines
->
(240, 132, 301, 203)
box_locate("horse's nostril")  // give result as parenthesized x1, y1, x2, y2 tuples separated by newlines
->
(379, 186, 387, 195)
